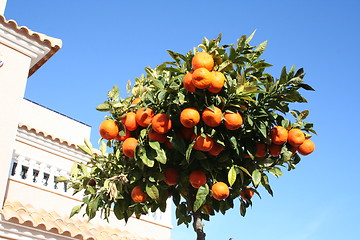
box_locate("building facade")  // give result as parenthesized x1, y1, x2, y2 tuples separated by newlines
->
(0, 8, 172, 240)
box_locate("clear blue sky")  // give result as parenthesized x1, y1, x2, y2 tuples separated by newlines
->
(5, 0, 360, 239)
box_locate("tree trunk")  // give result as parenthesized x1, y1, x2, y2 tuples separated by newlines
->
(193, 211, 206, 240)
(189, 187, 206, 240)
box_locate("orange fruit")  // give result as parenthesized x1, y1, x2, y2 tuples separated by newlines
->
(202, 106, 223, 127)
(180, 108, 200, 128)
(99, 119, 119, 140)
(177, 127, 195, 139)
(192, 52, 214, 71)
(148, 130, 167, 143)
(122, 112, 138, 131)
(135, 107, 155, 127)
(224, 112, 243, 130)
(287, 128, 305, 146)
(131, 186, 147, 203)
(192, 68, 212, 89)
(115, 128, 131, 141)
(209, 143, 224, 156)
(189, 170, 207, 188)
(212, 182, 230, 200)
(183, 71, 196, 93)
(163, 168, 179, 186)
(152, 113, 172, 134)
(208, 71, 225, 94)
(194, 135, 214, 152)
(270, 126, 288, 145)
(255, 142, 267, 158)
(297, 139, 315, 156)
(240, 186, 254, 200)
(269, 143, 282, 157)
(122, 137, 138, 158)
(131, 98, 141, 105)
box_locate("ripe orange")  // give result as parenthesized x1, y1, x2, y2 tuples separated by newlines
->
(192, 52, 214, 71)
(297, 139, 315, 156)
(131, 98, 141, 105)
(212, 182, 230, 201)
(180, 108, 200, 128)
(202, 106, 223, 127)
(122, 137, 138, 158)
(287, 128, 305, 146)
(269, 143, 282, 157)
(131, 186, 147, 203)
(192, 68, 212, 89)
(183, 71, 196, 93)
(152, 113, 172, 134)
(115, 128, 131, 141)
(189, 170, 207, 188)
(208, 71, 225, 94)
(148, 130, 167, 143)
(122, 112, 138, 131)
(163, 168, 179, 186)
(255, 142, 267, 158)
(177, 127, 195, 139)
(99, 119, 119, 140)
(194, 135, 214, 152)
(224, 112, 243, 130)
(135, 107, 154, 127)
(270, 126, 288, 145)
(209, 143, 224, 156)
(240, 186, 254, 200)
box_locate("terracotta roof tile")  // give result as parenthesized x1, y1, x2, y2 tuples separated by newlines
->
(0, 15, 62, 77)
(1, 201, 158, 240)
(18, 122, 79, 149)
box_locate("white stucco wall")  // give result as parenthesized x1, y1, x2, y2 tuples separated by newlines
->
(19, 99, 91, 146)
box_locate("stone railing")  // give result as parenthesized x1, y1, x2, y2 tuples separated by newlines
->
(10, 151, 72, 196)
(10, 151, 172, 228)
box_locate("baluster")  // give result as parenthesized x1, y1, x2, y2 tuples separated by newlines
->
(37, 163, 47, 187)
(47, 166, 57, 191)
(13, 155, 24, 180)
(59, 170, 69, 193)
(25, 159, 36, 184)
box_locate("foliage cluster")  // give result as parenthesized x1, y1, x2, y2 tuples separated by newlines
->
(58, 32, 315, 233)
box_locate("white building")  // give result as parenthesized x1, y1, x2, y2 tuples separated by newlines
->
(0, 3, 172, 240)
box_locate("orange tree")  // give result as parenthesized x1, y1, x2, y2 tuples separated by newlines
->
(58, 32, 316, 240)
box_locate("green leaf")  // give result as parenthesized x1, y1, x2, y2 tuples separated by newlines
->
(298, 110, 309, 121)
(238, 166, 252, 178)
(218, 60, 233, 72)
(246, 30, 256, 44)
(268, 167, 283, 178)
(86, 196, 100, 220)
(78, 145, 92, 156)
(107, 85, 120, 101)
(193, 184, 209, 212)
(69, 205, 82, 218)
(96, 102, 111, 112)
(149, 141, 167, 164)
(155, 148, 167, 164)
(146, 184, 160, 200)
(240, 200, 246, 217)
(252, 169, 261, 186)
(55, 176, 69, 183)
(298, 83, 315, 91)
(255, 40, 267, 55)
(100, 141, 107, 155)
(228, 166, 237, 187)
(186, 141, 195, 163)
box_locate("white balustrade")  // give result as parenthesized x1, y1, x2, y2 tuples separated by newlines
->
(10, 152, 71, 196)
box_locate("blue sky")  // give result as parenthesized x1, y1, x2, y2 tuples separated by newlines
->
(5, 0, 360, 239)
